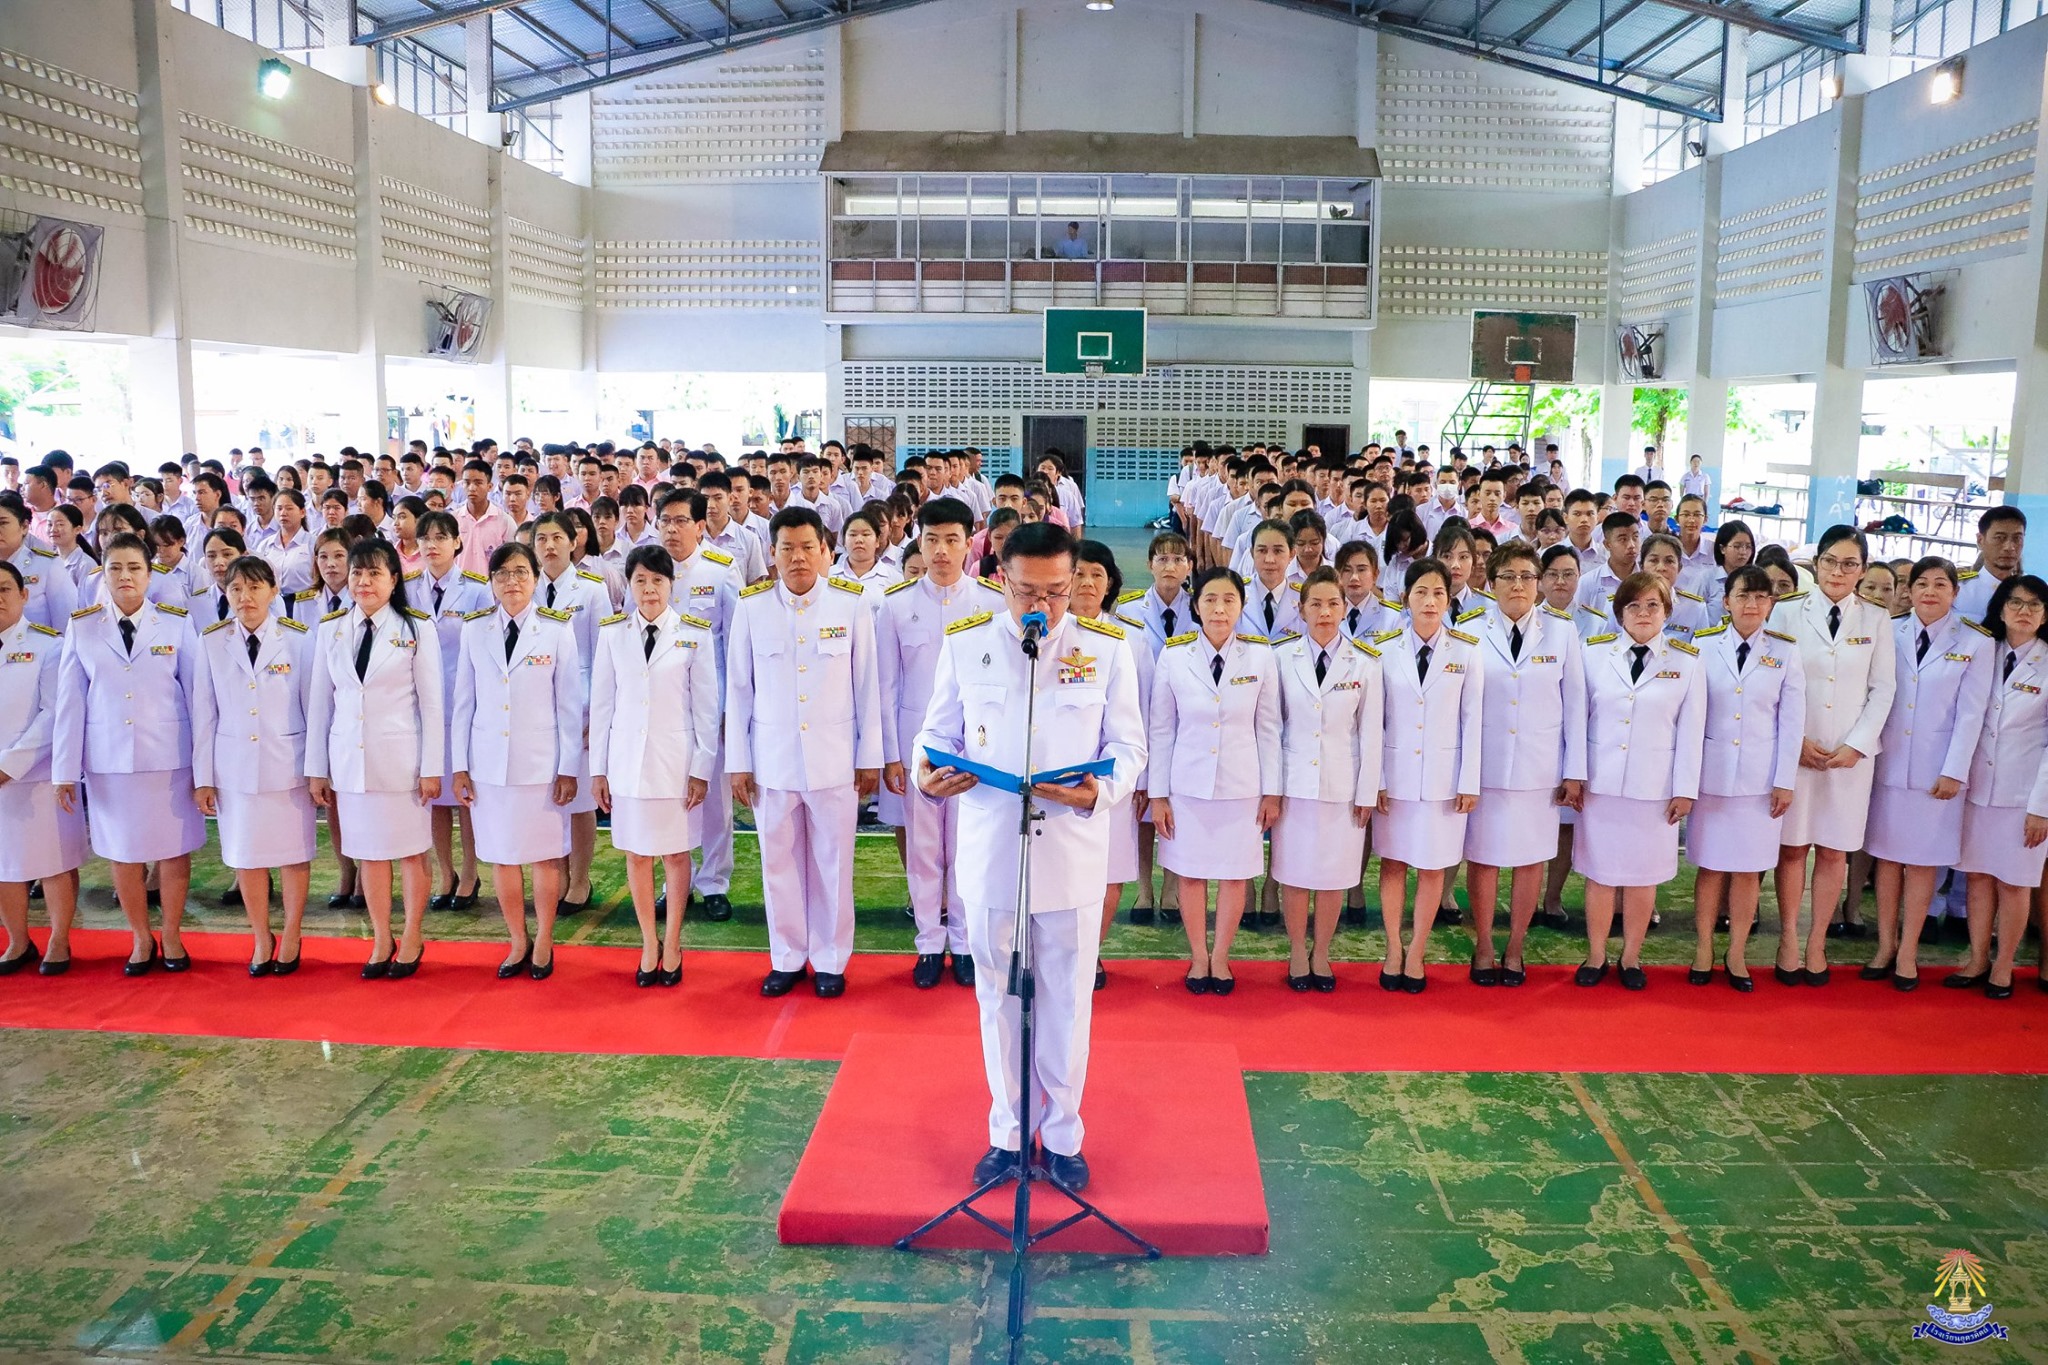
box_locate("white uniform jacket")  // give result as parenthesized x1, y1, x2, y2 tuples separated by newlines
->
(1874, 611, 1994, 792)
(1581, 631, 1706, 801)
(303, 603, 446, 793)
(0, 617, 64, 781)
(1239, 579, 1303, 642)
(534, 566, 609, 689)
(1781, 590, 1897, 757)
(1965, 637, 2048, 817)
(1377, 623, 1485, 802)
(668, 546, 742, 687)
(588, 607, 720, 798)
(912, 610, 1146, 913)
(1692, 623, 1806, 797)
(876, 574, 1006, 767)
(1473, 603, 1587, 792)
(1271, 630, 1383, 806)
(725, 577, 883, 791)
(1121, 585, 1191, 658)
(7, 542, 76, 632)
(192, 615, 313, 792)
(1338, 595, 1404, 645)
(1146, 631, 1282, 802)
(451, 605, 585, 786)
(54, 602, 200, 781)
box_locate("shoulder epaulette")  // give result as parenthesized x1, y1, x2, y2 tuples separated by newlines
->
(946, 611, 993, 635)
(679, 613, 711, 630)
(1379, 596, 1402, 611)
(1455, 607, 1486, 624)
(577, 570, 604, 584)
(1676, 589, 1705, 603)
(1587, 632, 1619, 645)
(71, 603, 102, 619)
(1372, 628, 1403, 644)
(827, 576, 863, 595)
(1290, 581, 1305, 594)
(1693, 623, 1728, 639)
(278, 617, 308, 633)
(701, 548, 733, 566)
(1890, 608, 1910, 619)
(28, 545, 54, 559)
(600, 612, 628, 627)
(535, 605, 572, 623)
(1963, 617, 1993, 636)
(884, 578, 917, 595)
(292, 588, 318, 602)
(1542, 604, 1571, 620)
(1115, 588, 1145, 605)
(154, 602, 187, 617)
(1764, 628, 1797, 643)
(1445, 627, 1478, 645)
(1116, 612, 1144, 631)
(740, 580, 774, 598)
(1271, 630, 1302, 645)
(1476, 588, 1496, 600)
(1236, 633, 1269, 646)
(202, 618, 233, 636)
(402, 570, 422, 582)
(1669, 638, 1699, 656)
(461, 570, 487, 584)
(1778, 590, 1809, 602)
(86, 567, 100, 577)
(27, 621, 59, 637)
(403, 606, 431, 621)
(1166, 631, 1198, 648)
(320, 608, 348, 623)
(1350, 636, 1379, 657)
(464, 607, 495, 622)
(979, 576, 1003, 593)
(1958, 568, 1981, 580)
(150, 562, 172, 574)
(1076, 615, 1125, 641)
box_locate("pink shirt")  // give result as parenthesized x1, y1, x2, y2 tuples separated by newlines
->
(454, 502, 516, 576)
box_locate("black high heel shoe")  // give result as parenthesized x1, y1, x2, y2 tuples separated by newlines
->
(635, 958, 660, 988)
(270, 950, 300, 977)
(1858, 959, 1892, 981)
(429, 882, 456, 912)
(387, 947, 424, 980)
(1687, 965, 1713, 986)
(1379, 966, 1404, 992)
(1725, 961, 1755, 993)
(1184, 969, 1211, 995)
(658, 960, 682, 988)
(498, 945, 533, 980)
(248, 953, 272, 978)
(1208, 973, 1236, 997)
(529, 949, 554, 981)
(360, 953, 390, 980)
(1772, 964, 1803, 987)
(0, 943, 40, 976)
(123, 938, 160, 978)
(451, 877, 480, 912)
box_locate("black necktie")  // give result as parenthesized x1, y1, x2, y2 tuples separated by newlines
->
(1416, 643, 1432, 685)
(118, 617, 135, 656)
(1630, 644, 1649, 682)
(1509, 623, 1523, 660)
(246, 632, 260, 667)
(505, 619, 520, 663)
(1916, 628, 1930, 664)
(1263, 592, 1276, 633)
(1315, 649, 1328, 685)
(545, 579, 557, 609)
(2006, 650, 2019, 682)
(354, 620, 373, 681)
(1828, 603, 1841, 639)
(1162, 607, 1176, 638)
(329, 593, 341, 615)
(1347, 606, 1360, 635)
(1736, 640, 1750, 672)
(433, 584, 444, 614)
(217, 594, 229, 621)
(643, 622, 658, 661)
(1210, 653, 1223, 685)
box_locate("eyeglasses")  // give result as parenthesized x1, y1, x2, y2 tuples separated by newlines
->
(656, 516, 693, 529)
(1620, 601, 1666, 617)
(492, 567, 535, 581)
(1815, 554, 1864, 572)
(2006, 597, 2046, 613)
(1006, 584, 1072, 608)
(1492, 571, 1540, 585)
(1728, 590, 1775, 605)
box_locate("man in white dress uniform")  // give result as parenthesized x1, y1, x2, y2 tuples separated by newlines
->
(915, 523, 1147, 1194)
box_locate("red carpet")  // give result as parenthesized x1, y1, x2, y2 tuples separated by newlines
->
(0, 928, 2044, 1074)
(776, 1033, 1268, 1255)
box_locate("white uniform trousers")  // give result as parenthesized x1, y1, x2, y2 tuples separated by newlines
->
(755, 784, 858, 974)
(970, 899, 1102, 1156)
(694, 736, 734, 894)
(904, 786, 969, 955)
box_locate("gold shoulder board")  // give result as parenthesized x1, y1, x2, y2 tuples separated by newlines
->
(28, 545, 54, 559)
(1455, 607, 1486, 624)
(827, 576, 863, 595)
(1166, 631, 1198, 648)
(1587, 632, 1619, 645)
(1236, 633, 1269, 646)
(1763, 628, 1797, 643)
(1693, 623, 1727, 638)
(701, 548, 733, 566)
(1351, 636, 1379, 657)
(1075, 615, 1125, 640)
(1542, 605, 1571, 620)
(577, 570, 604, 584)
(740, 580, 775, 598)
(463, 608, 495, 622)
(600, 612, 628, 627)
(202, 618, 233, 635)
(946, 611, 993, 635)
(1115, 588, 1145, 605)
(403, 606, 431, 621)
(278, 617, 308, 633)
(535, 605, 572, 623)
(1445, 627, 1479, 645)
(1669, 639, 1699, 656)
(1963, 617, 1993, 636)
(155, 602, 188, 616)
(979, 576, 1003, 592)
(320, 608, 349, 623)
(1372, 628, 1403, 644)
(28, 621, 60, 636)
(462, 570, 487, 583)
(71, 603, 102, 619)
(884, 579, 916, 595)
(679, 613, 711, 630)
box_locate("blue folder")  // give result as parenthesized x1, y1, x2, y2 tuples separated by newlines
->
(922, 747, 1114, 795)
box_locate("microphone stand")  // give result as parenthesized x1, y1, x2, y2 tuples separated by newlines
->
(896, 611, 1159, 1365)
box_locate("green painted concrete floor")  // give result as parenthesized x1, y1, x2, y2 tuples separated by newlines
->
(6, 834, 2046, 1363)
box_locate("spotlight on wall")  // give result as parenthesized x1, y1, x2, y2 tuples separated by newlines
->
(1821, 71, 1841, 100)
(257, 57, 292, 99)
(371, 81, 396, 106)
(1085, 0, 1115, 10)
(1685, 139, 1706, 159)
(1929, 56, 1964, 103)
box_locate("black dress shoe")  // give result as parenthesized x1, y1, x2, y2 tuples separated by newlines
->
(1210, 975, 1236, 996)
(1469, 957, 1499, 987)
(450, 882, 479, 911)
(1311, 970, 1336, 993)
(1619, 964, 1648, 991)
(348, 893, 367, 910)
(1399, 972, 1425, 994)
(556, 897, 587, 917)
(1727, 967, 1755, 993)
(429, 891, 455, 912)
(360, 956, 390, 980)
(1184, 971, 1211, 995)
(655, 891, 667, 915)
(1094, 963, 1107, 991)
(1157, 906, 1180, 924)
(161, 947, 192, 973)
(1127, 905, 1155, 926)
(1286, 970, 1312, 992)
(1859, 962, 1892, 980)
(0, 943, 40, 975)
(761, 967, 806, 996)
(221, 885, 243, 908)
(1573, 961, 1608, 987)
(702, 893, 733, 922)
(270, 953, 300, 977)
(1379, 967, 1403, 992)
(248, 956, 271, 978)
(1042, 1149, 1091, 1192)
(1688, 966, 1713, 986)
(27, 880, 41, 901)
(37, 954, 70, 976)
(328, 892, 355, 910)
(1803, 967, 1831, 987)
(388, 949, 424, 980)
(1891, 969, 1919, 992)
(659, 962, 682, 988)
(972, 1146, 1022, 1187)
(1500, 961, 1527, 987)
(1772, 965, 1803, 987)
(124, 940, 160, 978)
(1985, 977, 2014, 1000)
(1438, 907, 1463, 926)
(950, 952, 975, 987)
(813, 971, 846, 998)
(529, 951, 554, 981)
(912, 953, 945, 989)
(498, 947, 533, 980)
(1943, 970, 1987, 990)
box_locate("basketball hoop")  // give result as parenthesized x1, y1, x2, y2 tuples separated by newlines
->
(1510, 362, 1535, 383)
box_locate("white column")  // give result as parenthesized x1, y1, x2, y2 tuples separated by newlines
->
(1999, 48, 2048, 575)
(350, 92, 390, 453)
(308, 0, 375, 87)
(1686, 154, 1728, 508)
(558, 91, 593, 188)
(1805, 93, 1869, 542)
(129, 0, 196, 460)
(1842, 0, 1895, 96)
(1355, 27, 1379, 150)
(1705, 27, 1747, 156)
(464, 15, 498, 147)
(1600, 383, 1634, 492)
(1349, 330, 1372, 451)
(474, 153, 514, 443)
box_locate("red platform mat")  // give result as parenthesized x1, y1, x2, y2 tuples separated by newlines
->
(0, 929, 2043, 1074)
(776, 1033, 1268, 1256)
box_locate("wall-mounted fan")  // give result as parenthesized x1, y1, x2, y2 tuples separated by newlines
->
(1865, 274, 1947, 365)
(1617, 323, 1661, 381)
(424, 289, 492, 362)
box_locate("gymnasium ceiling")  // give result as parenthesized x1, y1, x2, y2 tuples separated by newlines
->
(349, 0, 1873, 120)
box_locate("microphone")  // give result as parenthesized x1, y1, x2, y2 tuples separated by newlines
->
(1019, 610, 1048, 658)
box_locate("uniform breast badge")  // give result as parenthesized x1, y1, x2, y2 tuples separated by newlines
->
(1056, 647, 1096, 685)
(976, 725, 988, 748)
